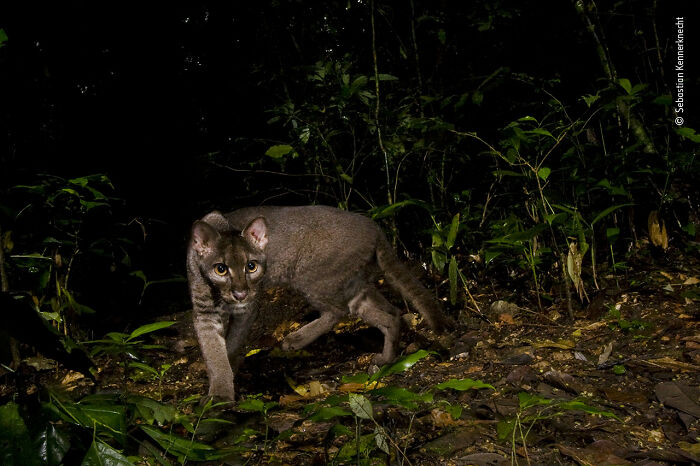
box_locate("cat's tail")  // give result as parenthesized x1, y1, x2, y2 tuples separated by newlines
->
(375, 234, 449, 332)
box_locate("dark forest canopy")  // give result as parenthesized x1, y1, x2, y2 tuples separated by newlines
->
(0, 0, 697, 318)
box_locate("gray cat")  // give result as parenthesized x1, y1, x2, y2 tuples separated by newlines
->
(187, 205, 446, 401)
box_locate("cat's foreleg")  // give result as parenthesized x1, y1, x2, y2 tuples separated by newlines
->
(225, 308, 257, 372)
(193, 310, 235, 401)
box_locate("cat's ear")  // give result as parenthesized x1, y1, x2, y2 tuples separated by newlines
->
(243, 217, 268, 250)
(200, 211, 231, 230)
(191, 221, 220, 257)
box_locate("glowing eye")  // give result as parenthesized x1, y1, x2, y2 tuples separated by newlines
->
(246, 261, 258, 273)
(214, 263, 228, 276)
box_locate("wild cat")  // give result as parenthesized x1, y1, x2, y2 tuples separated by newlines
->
(187, 205, 447, 400)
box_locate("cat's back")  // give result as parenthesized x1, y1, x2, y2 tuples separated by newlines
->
(224, 206, 382, 281)
(224, 205, 379, 238)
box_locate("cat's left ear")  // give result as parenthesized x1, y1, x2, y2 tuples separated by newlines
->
(243, 217, 268, 250)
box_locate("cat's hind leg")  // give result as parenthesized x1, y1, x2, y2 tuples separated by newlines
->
(347, 286, 401, 366)
(281, 309, 342, 351)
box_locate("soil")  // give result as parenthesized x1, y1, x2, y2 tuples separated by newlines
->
(4, 249, 700, 465)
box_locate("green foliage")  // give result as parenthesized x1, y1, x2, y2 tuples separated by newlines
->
(497, 391, 618, 460)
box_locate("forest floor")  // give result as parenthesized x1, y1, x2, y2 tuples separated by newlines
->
(7, 250, 700, 465)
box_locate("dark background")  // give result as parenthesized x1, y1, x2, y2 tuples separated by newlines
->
(0, 0, 696, 327)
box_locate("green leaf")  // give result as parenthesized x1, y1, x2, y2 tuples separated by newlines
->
(264, 144, 295, 159)
(308, 406, 352, 422)
(446, 213, 460, 249)
(676, 127, 700, 143)
(140, 425, 228, 462)
(348, 393, 373, 420)
(442, 401, 463, 420)
(61, 402, 128, 445)
(559, 400, 619, 419)
(374, 426, 390, 454)
(369, 199, 431, 219)
(81, 440, 132, 466)
(341, 373, 369, 384)
(0, 29, 8, 48)
(606, 227, 620, 243)
(517, 392, 553, 409)
(582, 94, 599, 107)
(127, 396, 176, 426)
(0, 402, 39, 466)
(591, 204, 634, 226)
(537, 167, 551, 181)
(448, 256, 458, 306)
(436, 378, 495, 391)
(35, 424, 71, 466)
(618, 78, 632, 95)
(371, 386, 433, 409)
(369, 350, 432, 382)
(127, 321, 175, 342)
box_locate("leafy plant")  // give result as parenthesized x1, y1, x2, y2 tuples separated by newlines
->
(497, 392, 619, 464)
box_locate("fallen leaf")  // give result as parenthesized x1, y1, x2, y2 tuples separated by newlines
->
(655, 381, 700, 417)
(683, 277, 700, 285)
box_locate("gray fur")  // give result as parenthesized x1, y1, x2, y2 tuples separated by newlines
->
(187, 205, 446, 401)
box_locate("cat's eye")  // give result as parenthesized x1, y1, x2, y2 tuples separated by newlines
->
(214, 263, 228, 276)
(246, 261, 258, 273)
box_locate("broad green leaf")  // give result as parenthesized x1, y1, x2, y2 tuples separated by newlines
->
(436, 378, 495, 391)
(369, 350, 432, 382)
(81, 440, 132, 466)
(618, 78, 632, 94)
(140, 425, 228, 462)
(496, 418, 516, 441)
(265, 144, 294, 159)
(676, 127, 700, 143)
(341, 373, 369, 384)
(127, 396, 176, 426)
(35, 424, 71, 466)
(446, 213, 460, 249)
(518, 392, 553, 409)
(61, 403, 128, 445)
(528, 128, 554, 139)
(0, 402, 39, 466)
(606, 227, 620, 243)
(308, 406, 351, 422)
(537, 167, 551, 181)
(442, 401, 463, 420)
(127, 321, 175, 341)
(348, 393, 373, 420)
(484, 249, 502, 264)
(0, 29, 8, 47)
(371, 386, 433, 409)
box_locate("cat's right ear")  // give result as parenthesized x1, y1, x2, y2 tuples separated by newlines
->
(200, 211, 231, 230)
(191, 221, 220, 257)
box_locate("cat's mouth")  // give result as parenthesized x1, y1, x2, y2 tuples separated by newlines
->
(223, 290, 252, 307)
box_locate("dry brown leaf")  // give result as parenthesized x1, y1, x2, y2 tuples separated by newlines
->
(648, 210, 669, 250)
(530, 339, 575, 349)
(683, 277, 700, 285)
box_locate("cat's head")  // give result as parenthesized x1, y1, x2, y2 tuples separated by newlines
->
(190, 211, 268, 308)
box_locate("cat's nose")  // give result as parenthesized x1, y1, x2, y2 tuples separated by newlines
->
(233, 290, 248, 301)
